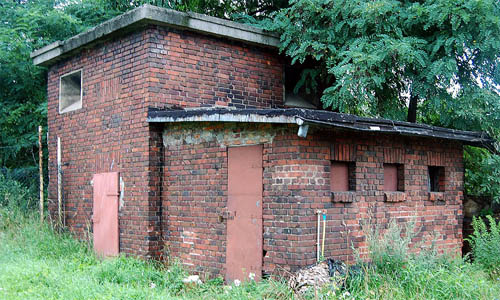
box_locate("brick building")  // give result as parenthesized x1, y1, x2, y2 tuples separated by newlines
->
(32, 5, 494, 281)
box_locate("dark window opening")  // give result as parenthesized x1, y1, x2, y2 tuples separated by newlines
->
(384, 163, 404, 192)
(284, 64, 321, 109)
(428, 166, 445, 192)
(330, 161, 355, 192)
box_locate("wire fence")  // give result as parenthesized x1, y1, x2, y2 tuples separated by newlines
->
(0, 126, 47, 216)
(0, 166, 44, 212)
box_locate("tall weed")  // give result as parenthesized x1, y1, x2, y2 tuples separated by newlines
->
(358, 218, 422, 274)
(347, 218, 500, 299)
(466, 215, 500, 277)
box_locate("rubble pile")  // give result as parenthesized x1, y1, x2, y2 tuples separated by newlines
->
(288, 259, 348, 294)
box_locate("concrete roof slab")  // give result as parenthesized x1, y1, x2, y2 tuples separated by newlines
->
(31, 4, 280, 66)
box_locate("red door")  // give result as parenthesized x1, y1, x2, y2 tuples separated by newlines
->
(93, 172, 119, 257)
(226, 145, 263, 282)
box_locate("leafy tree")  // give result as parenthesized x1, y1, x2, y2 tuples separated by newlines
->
(0, 0, 285, 168)
(266, 0, 500, 124)
(253, 0, 500, 202)
(0, 0, 120, 167)
(103, 0, 288, 19)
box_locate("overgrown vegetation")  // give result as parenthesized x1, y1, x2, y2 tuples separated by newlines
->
(464, 147, 500, 203)
(0, 172, 38, 212)
(345, 218, 500, 300)
(0, 210, 293, 300)
(466, 215, 500, 277)
(1, 202, 500, 299)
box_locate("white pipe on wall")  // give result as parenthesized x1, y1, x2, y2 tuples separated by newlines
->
(57, 137, 62, 227)
(316, 210, 322, 261)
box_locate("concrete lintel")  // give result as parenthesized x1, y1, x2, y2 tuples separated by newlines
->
(148, 113, 298, 124)
(31, 4, 280, 66)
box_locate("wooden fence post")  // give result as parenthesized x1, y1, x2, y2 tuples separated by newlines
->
(39, 126, 44, 224)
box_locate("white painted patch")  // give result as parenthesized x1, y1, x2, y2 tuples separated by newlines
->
(163, 123, 283, 148)
(181, 230, 195, 245)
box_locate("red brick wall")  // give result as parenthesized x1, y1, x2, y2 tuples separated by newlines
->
(46, 25, 283, 258)
(146, 25, 284, 109)
(47, 29, 156, 256)
(162, 123, 464, 276)
(46, 22, 463, 276)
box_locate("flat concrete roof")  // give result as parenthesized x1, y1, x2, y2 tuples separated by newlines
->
(31, 4, 280, 66)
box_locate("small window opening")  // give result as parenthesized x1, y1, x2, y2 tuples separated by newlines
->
(384, 163, 404, 191)
(59, 70, 82, 113)
(428, 166, 445, 192)
(330, 161, 355, 192)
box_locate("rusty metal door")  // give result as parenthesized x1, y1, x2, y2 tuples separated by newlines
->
(93, 172, 119, 257)
(226, 145, 263, 282)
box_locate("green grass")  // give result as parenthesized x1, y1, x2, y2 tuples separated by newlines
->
(0, 209, 499, 300)
(0, 210, 291, 300)
(345, 258, 500, 300)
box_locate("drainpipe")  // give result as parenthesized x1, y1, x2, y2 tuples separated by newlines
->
(296, 118, 309, 138)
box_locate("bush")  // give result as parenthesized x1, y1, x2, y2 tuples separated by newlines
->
(464, 147, 500, 204)
(346, 218, 500, 299)
(1, 209, 499, 300)
(0, 173, 37, 212)
(359, 218, 422, 274)
(466, 215, 500, 277)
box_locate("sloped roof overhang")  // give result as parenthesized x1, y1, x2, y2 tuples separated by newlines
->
(147, 107, 496, 151)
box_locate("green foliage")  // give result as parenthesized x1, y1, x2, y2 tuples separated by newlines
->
(1, 210, 500, 299)
(0, 207, 294, 299)
(466, 215, 500, 277)
(346, 256, 498, 300)
(0, 0, 120, 168)
(98, 0, 287, 19)
(464, 147, 500, 203)
(266, 0, 500, 124)
(360, 218, 422, 274)
(346, 218, 500, 299)
(0, 173, 37, 212)
(253, 0, 500, 204)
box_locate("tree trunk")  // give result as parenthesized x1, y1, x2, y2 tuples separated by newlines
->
(407, 93, 418, 123)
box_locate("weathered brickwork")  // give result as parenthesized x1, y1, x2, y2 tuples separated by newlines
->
(162, 123, 464, 277)
(146, 25, 284, 110)
(47, 25, 283, 258)
(46, 21, 463, 278)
